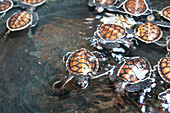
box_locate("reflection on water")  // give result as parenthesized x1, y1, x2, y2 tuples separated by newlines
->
(0, 0, 170, 113)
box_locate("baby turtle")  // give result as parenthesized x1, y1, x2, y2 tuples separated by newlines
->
(88, 0, 117, 13)
(90, 23, 136, 60)
(53, 48, 111, 89)
(109, 57, 154, 93)
(111, 0, 152, 16)
(134, 22, 163, 44)
(0, 0, 13, 19)
(134, 15, 170, 46)
(4, 7, 38, 38)
(13, 0, 46, 9)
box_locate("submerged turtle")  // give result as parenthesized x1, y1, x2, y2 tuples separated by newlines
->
(89, 23, 136, 60)
(4, 7, 38, 38)
(108, 0, 152, 16)
(12, 0, 46, 9)
(109, 57, 154, 93)
(53, 48, 111, 89)
(88, 0, 117, 13)
(0, 0, 13, 19)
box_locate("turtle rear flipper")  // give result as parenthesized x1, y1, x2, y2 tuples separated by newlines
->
(53, 75, 74, 89)
(116, 0, 126, 8)
(125, 78, 153, 92)
(29, 12, 39, 27)
(63, 52, 72, 62)
(166, 37, 170, 51)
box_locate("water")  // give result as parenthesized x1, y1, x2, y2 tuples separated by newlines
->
(0, 0, 170, 113)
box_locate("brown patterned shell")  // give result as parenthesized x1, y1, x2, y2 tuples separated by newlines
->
(6, 11, 32, 31)
(123, 0, 149, 16)
(161, 6, 170, 21)
(95, 0, 117, 6)
(97, 24, 126, 42)
(158, 57, 170, 83)
(134, 22, 162, 43)
(118, 57, 151, 83)
(0, 0, 13, 13)
(21, 0, 46, 7)
(66, 48, 99, 76)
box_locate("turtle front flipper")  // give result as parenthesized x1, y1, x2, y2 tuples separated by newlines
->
(154, 21, 170, 28)
(109, 61, 125, 81)
(53, 75, 74, 89)
(116, 0, 126, 8)
(154, 40, 166, 47)
(125, 78, 153, 92)
(30, 12, 39, 27)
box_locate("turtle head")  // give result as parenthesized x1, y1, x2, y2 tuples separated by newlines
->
(77, 76, 89, 89)
(147, 15, 155, 22)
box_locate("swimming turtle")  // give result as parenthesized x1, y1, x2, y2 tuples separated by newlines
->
(90, 23, 136, 60)
(4, 7, 38, 38)
(88, 0, 117, 13)
(0, 0, 13, 19)
(109, 56, 154, 93)
(53, 48, 111, 89)
(134, 15, 170, 46)
(108, 0, 152, 16)
(12, 0, 46, 9)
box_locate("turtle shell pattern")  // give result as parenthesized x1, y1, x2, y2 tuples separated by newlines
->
(0, 0, 12, 13)
(123, 0, 148, 16)
(118, 57, 151, 83)
(97, 24, 126, 42)
(134, 22, 162, 43)
(66, 48, 99, 76)
(158, 57, 170, 83)
(95, 0, 117, 6)
(7, 11, 32, 31)
(161, 6, 170, 21)
(21, 0, 46, 6)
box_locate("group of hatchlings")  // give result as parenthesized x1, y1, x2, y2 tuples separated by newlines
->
(1, 0, 170, 108)
(52, 0, 170, 104)
(0, 0, 46, 37)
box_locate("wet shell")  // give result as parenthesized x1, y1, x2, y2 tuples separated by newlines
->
(118, 57, 151, 83)
(123, 0, 148, 16)
(161, 6, 170, 21)
(97, 24, 126, 42)
(95, 0, 117, 6)
(21, 0, 46, 7)
(0, 0, 13, 14)
(66, 48, 99, 76)
(134, 22, 162, 43)
(6, 11, 32, 31)
(158, 57, 170, 83)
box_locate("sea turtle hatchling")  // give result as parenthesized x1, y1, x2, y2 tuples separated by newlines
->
(108, 0, 152, 17)
(134, 15, 170, 46)
(88, 0, 118, 13)
(109, 56, 154, 93)
(12, 0, 46, 9)
(4, 7, 38, 38)
(89, 23, 136, 61)
(53, 48, 112, 89)
(0, 0, 13, 19)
